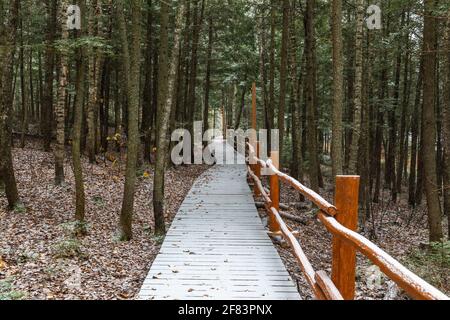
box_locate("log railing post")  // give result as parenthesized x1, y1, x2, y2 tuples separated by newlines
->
(269, 151, 281, 233)
(254, 141, 261, 196)
(331, 175, 360, 300)
(250, 82, 257, 182)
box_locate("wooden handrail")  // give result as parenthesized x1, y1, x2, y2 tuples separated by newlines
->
(318, 212, 449, 300)
(266, 159, 338, 216)
(249, 165, 342, 300)
(246, 144, 449, 300)
(248, 166, 272, 206)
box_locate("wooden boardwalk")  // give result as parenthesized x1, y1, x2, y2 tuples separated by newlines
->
(139, 144, 300, 300)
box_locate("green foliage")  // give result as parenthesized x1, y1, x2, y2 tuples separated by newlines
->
(404, 242, 450, 290)
(93, 196, 105, 208)
(13, 203, 27, 214)
(152, 234, 165, 246)
(0, 278, 26, 300)
(59, 221, 89, 238)
(54, 36, 114, 57)
(52, 239, 85, 259)
(16, 250, 38, 264)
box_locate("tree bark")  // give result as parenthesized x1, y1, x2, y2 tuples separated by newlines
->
(278, 0, 289, 163)
(54, 0, 69, 186)
(443, 10, 450, 237)
(348, 0, 363, 174)
(305, 0, 319, 192)
(153, 0, 186, 236)
(86, 0, 102, 163)
(42, 0, 57, 152)
(203, 15, 213, 132)
(0, 0, 20, 209)
(409, 62, 423, 207)
(331, 0, 344, 177)
(143, 0, 155, 162)
(117, 0, 142, 241)
(422, 0, 443, 242)
(19, 4, 29, 149)
(72, 0, 87, 227)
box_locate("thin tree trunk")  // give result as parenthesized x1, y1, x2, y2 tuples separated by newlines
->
(409, 62, 423, 207)
(0, 0, 20, 209)
(397, 14, 411, 195)
(268, 0, 275, 144)
(72, 0, 86, 228)
(153, 0, 186, 236)
(42, 0, 57, 152)
(422, 0, 443, 242)
(290, 23, 304, 189)
(331, 0, 344, 177)
(305, 0, 319, 192)
(19, 4, 29, 149)
(187, 0, 205, 128)
(117, 0, 142, 241)
(203, 15, 213, 132)
(443, 10, 450, 237)
(87, 0, 101, 163)
(348, 0, 363, 174)
(143, 0, 154, 162)
(278, 0, 289, 163)
(54, 0, 69, 185)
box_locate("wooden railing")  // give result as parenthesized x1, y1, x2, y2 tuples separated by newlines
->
(246, 142, 449, 301)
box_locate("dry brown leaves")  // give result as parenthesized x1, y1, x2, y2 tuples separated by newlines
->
(0, 139, 209, 300)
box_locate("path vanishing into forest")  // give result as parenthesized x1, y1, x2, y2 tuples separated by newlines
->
(138, 141, 300, 300)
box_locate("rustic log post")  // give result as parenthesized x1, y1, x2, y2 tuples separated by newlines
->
(331, 175, 360, 300)
(269, 151, 281, 233)
(250, 82, 258, 175)
(254, 141, 261, 196)
(251, 82, 257, 132)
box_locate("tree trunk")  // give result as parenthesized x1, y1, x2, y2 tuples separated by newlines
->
(397, 15, 411, 195)
(153, 0, 186, 236)
(143, 0, 155, 162)
(72, 0, 87, 228)
(305, 0, 319, 192)
(0, 0, 20, 209)
(19, 4, 29, 149)
(331, 0, 344, 177)
(409, 62, 423, 207)
(86, 0, 101, 163)
(54, 0, 69, 186)
(187, 0, 205, 128)
(203, 15, 213, 132)
(422, 0, 443, 242)
(278, 0, 289, 163)
(117, 0, 142, 241)
(289, 2, 304, 184)
(42, 0, 57, 152)
(348, 0, 363, 174)
(268, 0, 275, 144)
(443, 10, 450, 237)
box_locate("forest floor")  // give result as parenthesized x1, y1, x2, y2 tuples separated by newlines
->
(257, 166, 449, 300)
(1, 141, 448, 300)
(0, 138, 210, 300)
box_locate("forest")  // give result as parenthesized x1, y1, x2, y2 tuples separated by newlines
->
(0, 0, 449, 300)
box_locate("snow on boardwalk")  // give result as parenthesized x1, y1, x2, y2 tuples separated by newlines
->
(139, 143, 300, 300)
